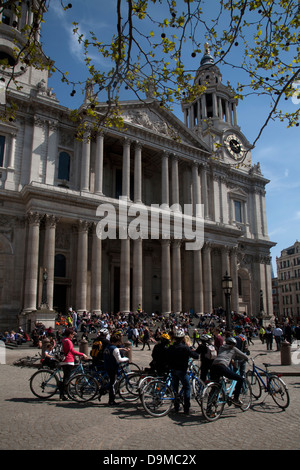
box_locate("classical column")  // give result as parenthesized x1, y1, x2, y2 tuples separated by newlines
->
(94, 131, 104, 195)
(5, 132, 17, 189)
(201, 95, 207, 119)
(171, 155, 180, 211)
(232, 102, 238, 126)
(172, 240, 182, 314)
(260, 189, 268, 237)
(30, 116, 44, 183)
(134, 142, 142, 203)
(194, 248, 204, 315)
(132, 238, 143, 312)
(202, 243, 212, 313)
(161, 240, 171, 314)
(213, 174, 221, 223)
(253, 187, 263, 238)
(7, 132, 16, 169)
(221, 246, 230, 278)
(230, 247, 239, 313)
(45, 121, 58, 185)
(161, 152, 169, 208)
(201, 164, 209, 219)
(122, 138, 131, 200)
(91, 223, 102, 314)
(76, 220, 89, 312)
(120, 238, 130, 314)
(81, 130, 91, 191)
(43, 214, 57, 310)
(219, 176, 228, 224)
(212, 92, 218, 117)
(192, 161, 201, 217)
(23, 212, 41, 311)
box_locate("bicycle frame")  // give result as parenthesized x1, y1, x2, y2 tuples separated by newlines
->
(249, 353, 278, 391)
(251, 363, 271, 391)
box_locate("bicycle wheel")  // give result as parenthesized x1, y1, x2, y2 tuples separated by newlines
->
(268, 375, 290, 409)
(118, 372, 141, 402)
(246, 371, 262, 399)
(30, 369, 59, 399)
(67, 373, 99, 402)
(201, 382, 225, 422)
(240, 378, 252, 411)
(192, 377, 205, 406)
(141, 379, 174, 417)
(127, 362, 141, 372)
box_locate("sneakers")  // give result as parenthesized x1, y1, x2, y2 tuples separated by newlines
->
(60, 395, 69, 401)
(232, 398, 243, 407)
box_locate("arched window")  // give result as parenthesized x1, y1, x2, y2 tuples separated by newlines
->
(58, 151, 70, 181)
(54, 254, 66, 277)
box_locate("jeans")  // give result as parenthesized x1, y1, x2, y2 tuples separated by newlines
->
(61, 364, 74, 397)
(210, 363, 244, 399)
(171, 369, 191, 412)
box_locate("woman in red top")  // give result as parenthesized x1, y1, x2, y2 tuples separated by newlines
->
(60, 328, 88, 400)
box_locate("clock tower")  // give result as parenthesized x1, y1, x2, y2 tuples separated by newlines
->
(182, 43, 252, 168)
(0, 1, 50, 99)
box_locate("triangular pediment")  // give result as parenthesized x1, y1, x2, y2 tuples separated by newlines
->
(120, 100, 209, 150)
(228, 187, 248, 200)
(96, 98, 210, 152)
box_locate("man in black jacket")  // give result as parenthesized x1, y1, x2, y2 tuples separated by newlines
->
(167, 329, 199, 414)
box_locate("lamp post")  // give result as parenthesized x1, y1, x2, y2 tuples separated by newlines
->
(41, 269, 48, 309)
(222, 271, 233, 332)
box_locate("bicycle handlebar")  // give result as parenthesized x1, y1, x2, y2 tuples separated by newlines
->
(250, 353, 267, 363)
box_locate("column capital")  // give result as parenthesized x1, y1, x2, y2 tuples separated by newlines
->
(123, 136, 132, 146)
(203, 241, 212, 252)
(78, 219, 90, 232)
(44, 214, 59, 228)
(26, 211, 41, 226)
(134, 140, 143, 150)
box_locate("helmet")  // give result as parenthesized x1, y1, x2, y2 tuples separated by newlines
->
(174, 329, 185, 338)
(99, 328, 109, 336)
(160, 333, 171, 341)
(226, 337, 237, 346)
(200, 334, 211, 342)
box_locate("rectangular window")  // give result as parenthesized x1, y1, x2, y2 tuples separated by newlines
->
(234, 200, 242, 223)
(0, 135, 5, 167)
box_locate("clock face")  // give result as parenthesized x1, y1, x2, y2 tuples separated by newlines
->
(224, 134, 244, 160)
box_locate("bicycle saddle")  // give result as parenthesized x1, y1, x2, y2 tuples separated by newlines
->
(262, 363, 272, 368)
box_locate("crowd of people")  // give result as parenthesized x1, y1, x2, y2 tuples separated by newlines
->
(2, 305, 300, 353)
(4, 305, 299, 412)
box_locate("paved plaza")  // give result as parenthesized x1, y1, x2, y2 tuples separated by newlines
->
(1, 338, 300, 452)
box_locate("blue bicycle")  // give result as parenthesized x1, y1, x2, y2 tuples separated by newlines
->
(140, 362, 205, 417)
(201, 369, 252, 421)
(29, 359, 97, 401)
(246, 353, 290, 409)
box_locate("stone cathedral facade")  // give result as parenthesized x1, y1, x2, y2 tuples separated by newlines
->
(0, 3, 275, 330)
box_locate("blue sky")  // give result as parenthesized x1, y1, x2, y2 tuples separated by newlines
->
(40, 0, 300, 276)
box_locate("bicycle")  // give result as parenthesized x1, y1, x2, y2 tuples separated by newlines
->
(201, 369, 252, 422)
(29, 359, 97, 401)
(246, 353, 290, 409)
(70, 362, 141, 403)
(13, 354, 42, 368)
(140, 362, 205, 417)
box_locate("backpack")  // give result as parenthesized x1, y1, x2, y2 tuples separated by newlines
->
(54, 341, 68, 362)
(236, 334, 248, 353)
(205, 344, 217, 360)
(90, 339, 103, 360)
